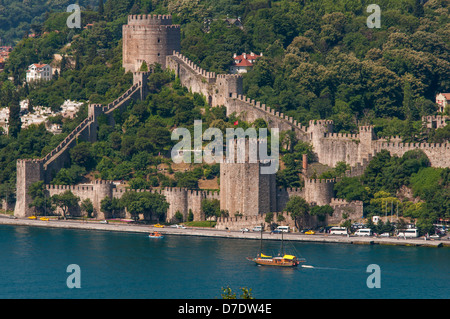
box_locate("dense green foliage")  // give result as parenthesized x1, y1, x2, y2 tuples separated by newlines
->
(334, 149, 450, 234)
(0, 0, 98, 45)
(0, 0, 448, 230)
(174, 0, 450, 137)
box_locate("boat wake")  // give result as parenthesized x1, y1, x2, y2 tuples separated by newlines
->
(301, 265, 356, 272)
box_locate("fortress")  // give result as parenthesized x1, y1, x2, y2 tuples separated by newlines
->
(14, 15, 450, 229)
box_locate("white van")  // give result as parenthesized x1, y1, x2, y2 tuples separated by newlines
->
(355, 228, 373, 236)
(397, 229, 419, 238)
(330, 227, 348, 235)
(252, 226, 263, 232)
(275, 226, 290, 233)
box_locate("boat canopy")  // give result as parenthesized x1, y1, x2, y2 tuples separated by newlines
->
(260, 254, 272, 258)
(282, 255, 296, 260)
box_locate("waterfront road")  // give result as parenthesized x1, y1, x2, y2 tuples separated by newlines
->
(0, 214, 448, 248)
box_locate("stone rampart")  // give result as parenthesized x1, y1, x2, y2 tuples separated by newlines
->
(373, 141, 450, 167)
(15, 73, 149, 218)
(328, 198, 364, 225)
(43, 183, 220, 222)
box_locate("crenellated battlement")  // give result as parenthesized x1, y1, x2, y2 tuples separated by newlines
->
(128, 14, 173, 25)
(305, 178, 336, 184)
(309, 119, 334, 126)
(359, 125, 374, 132)
(324, 132, 359, 139)
(171, 51, 216, 78)
(378, 142, 449, 149)
(228, 93, 308, 133)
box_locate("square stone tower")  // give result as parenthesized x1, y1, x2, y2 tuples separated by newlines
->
(122, 15, 181, 72)
(220, 139, 277, 217)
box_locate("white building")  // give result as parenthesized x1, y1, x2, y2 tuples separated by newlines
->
(436, 93, 450, 113)
(26, 63, 53, 82)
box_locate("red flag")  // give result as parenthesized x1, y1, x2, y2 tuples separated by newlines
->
(234, 121, 239, 126)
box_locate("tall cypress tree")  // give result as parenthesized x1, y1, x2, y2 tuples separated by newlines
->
(8, 91, 21, 138)
(99, 0, 104, 16)
(413, 0, 424, 17)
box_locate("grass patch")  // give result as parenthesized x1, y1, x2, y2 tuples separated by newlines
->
(184, 221, 217, 228)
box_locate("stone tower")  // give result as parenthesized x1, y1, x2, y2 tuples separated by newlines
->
(122, 15, 181, 72)
(14, 159, 44, 218)
(220, 139, 277, 217)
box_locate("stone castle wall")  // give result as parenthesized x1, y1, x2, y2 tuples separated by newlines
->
(14, 73, 150, 218)
(15, 14, 450, 226)
(44, 183, 219, 222)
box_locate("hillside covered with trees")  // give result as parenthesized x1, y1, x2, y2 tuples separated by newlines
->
(0, 0, 449, 232)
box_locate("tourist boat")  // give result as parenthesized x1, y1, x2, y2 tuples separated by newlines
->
(247, 225, 305, 267)
(149, 231, 164, 239)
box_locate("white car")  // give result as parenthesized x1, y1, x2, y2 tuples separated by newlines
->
(170, 224, 186, 229)
(240, 228, 249, 232)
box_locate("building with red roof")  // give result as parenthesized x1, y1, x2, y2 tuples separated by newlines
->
(26, 63, 53, 82)
(230, 52, 263, 74)
(436, 93, 450, 113)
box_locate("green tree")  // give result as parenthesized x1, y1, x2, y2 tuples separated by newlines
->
(98, 0, 104, 16)
(28, 181, 53, 216)
(221, 286, 254, 299)
(201, 198, 220, 225)
(52, 190, 80, 220)
(80, 198, 94, 218)
(310, 205, 334, 222)
(285, 196, 310, 231)
(8, 91, 21, 138)
(121, 191, 168, 222)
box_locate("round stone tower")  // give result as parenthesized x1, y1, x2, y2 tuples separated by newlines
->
(122, 15, 181, 72)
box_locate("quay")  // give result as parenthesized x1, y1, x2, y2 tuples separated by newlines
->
(0, 215, 448, 248)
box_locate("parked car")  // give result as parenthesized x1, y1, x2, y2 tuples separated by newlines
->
(170, 224, 186, 229)
(154, 224, 164, 228)
(379, 232, 390, 237)
(252, 226, 263, 232)
(240, 228, 249, 232)
(305, 230, 315, 235)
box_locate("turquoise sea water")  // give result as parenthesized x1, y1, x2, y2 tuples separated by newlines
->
(0, 225, 448, 299)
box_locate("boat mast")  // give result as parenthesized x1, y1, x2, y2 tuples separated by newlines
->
(259, 223, 263, 256)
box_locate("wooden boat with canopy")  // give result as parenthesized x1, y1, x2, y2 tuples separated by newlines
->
(247, 225, 306, 267)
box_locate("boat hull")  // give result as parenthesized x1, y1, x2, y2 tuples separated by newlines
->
(247, 257, 301, 267)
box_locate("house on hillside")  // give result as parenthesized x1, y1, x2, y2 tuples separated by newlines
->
(230, 52, 263, 74)
(26, 63, 53, 82)
(436, 93, 450, 113)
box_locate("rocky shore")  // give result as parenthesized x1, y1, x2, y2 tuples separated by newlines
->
(0, 215, 448, 248)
